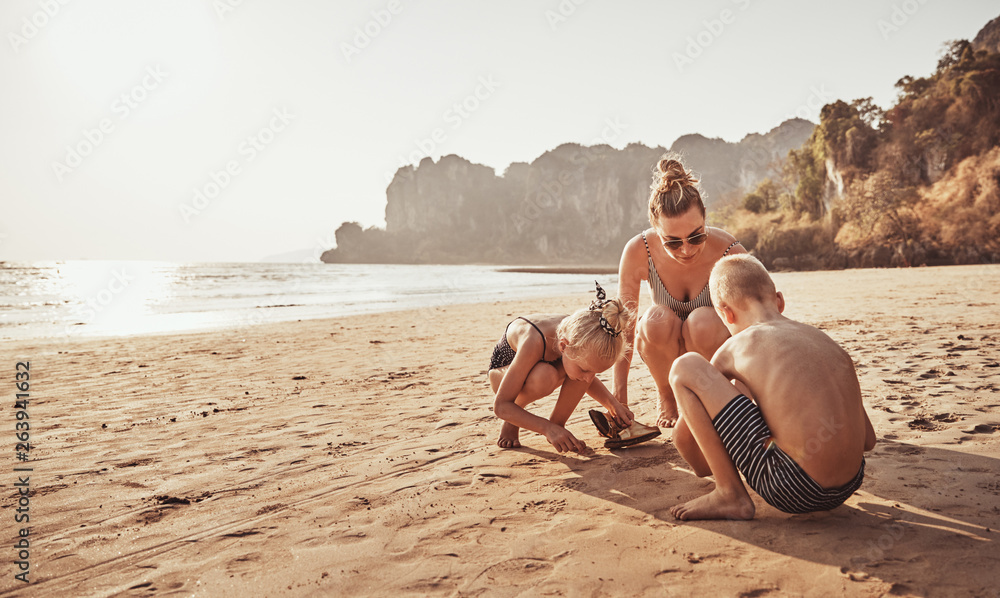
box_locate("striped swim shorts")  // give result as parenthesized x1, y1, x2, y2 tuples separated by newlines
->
(712, 394, 865, 514)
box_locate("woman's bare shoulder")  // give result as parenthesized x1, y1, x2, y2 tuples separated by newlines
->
(623, 230, 653, 253)
(622, 229, 660, 263)
(707, 226, 737, 243)
(708, 227, 745, 255)
(619, 232, 652, 281)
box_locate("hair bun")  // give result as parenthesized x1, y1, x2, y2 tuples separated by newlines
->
(600, 298, 633, 336)
(656, 158, 698, 193)
(657, 158, 679, 175)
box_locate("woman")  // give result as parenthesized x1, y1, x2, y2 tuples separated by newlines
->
(610, 156, 745, 431)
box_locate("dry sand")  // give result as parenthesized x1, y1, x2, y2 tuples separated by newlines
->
(2, 264, 999, 597)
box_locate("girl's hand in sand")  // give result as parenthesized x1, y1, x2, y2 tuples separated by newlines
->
(544, 424, 587, 453)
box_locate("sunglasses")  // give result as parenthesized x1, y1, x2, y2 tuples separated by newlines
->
(662, 231, 708, 251)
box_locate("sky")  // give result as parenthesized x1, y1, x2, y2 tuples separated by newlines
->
(1, 0, 997, 262)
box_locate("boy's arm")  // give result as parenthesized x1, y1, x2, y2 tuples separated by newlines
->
(862, 405, 877, 451)
(710, 338, 757, 401)
(709, 338, 741, 384)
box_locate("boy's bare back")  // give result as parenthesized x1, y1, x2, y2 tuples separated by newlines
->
(712, 317, 872, 489)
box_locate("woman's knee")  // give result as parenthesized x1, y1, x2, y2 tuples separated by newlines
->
(637, 306, 682, 357)
(682, 306, 729, 357)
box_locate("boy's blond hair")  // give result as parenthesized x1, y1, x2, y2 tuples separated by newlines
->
(709, 254, 776, 309)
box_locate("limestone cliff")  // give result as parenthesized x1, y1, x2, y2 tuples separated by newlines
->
(322, 119, 814, 265)
(973, 14, 1000, 54)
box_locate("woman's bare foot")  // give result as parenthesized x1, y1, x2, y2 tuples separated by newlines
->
(657, 395, 679, 428)
(669, 488, 755, 521)
(497, 422, 521, 449)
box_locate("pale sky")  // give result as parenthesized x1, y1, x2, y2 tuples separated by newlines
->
(1, 0, 996, 262)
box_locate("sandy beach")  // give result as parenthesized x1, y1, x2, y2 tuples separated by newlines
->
(3, 264, 999, 597)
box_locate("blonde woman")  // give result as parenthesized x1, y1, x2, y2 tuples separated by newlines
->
(610, 157, 746, 431)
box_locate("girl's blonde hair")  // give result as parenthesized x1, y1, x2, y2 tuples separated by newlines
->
(648, 155, 705, 226)
(556, 289, 633, 364)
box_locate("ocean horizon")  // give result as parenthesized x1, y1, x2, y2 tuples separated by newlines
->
(0, 261, 621, 341)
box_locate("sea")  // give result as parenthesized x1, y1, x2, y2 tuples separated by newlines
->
(0, 261, 620, 341)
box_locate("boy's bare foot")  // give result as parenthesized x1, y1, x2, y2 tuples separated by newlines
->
(669, 488, 755, 521)
(497, 422, 521, 449)
(657, 396, 679, 428)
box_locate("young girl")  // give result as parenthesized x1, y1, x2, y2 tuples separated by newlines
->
(488, 283, 661, 453)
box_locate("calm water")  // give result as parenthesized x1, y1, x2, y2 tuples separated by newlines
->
(0, 261, 618, 340)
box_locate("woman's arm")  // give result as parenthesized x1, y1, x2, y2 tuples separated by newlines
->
(613, 234, 647, 406)
(862, 406, 877, 451)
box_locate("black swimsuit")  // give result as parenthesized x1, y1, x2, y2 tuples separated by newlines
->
(488, 317, 561, 371)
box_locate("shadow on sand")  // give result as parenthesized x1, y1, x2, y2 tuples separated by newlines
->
(516, 437, 999, 596)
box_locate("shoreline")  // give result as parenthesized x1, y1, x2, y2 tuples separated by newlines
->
(4, 265, 999, 596)
(0, 262, 619, 343)
(495, 265, 619, 275)
(8, 262, 997, 345)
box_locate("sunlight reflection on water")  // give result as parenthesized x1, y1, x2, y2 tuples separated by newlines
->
(0, 261, 618, 340)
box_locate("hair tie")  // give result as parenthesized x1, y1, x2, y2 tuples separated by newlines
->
(589, 281, 620, 337)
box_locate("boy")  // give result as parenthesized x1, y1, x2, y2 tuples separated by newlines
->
(668, 255, 876, 520)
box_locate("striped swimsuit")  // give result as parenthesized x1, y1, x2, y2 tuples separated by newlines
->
(713, 394, 865, 514)
(642, 232, 740, 320)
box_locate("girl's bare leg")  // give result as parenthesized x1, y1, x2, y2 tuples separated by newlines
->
(490, 363, 563, 448)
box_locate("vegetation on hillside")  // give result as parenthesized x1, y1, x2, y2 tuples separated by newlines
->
(720, 38, 1000, 269)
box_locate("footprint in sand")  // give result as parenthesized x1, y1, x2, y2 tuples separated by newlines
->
(932, 413, 961, 423)
(882, 443, 925, 456)
(472, 558, 554, 588)
(520, 498, 567, 513)
(963, 423, 999, 434)
(610, 454, 671, 473)
(908, 417, 941, 431)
